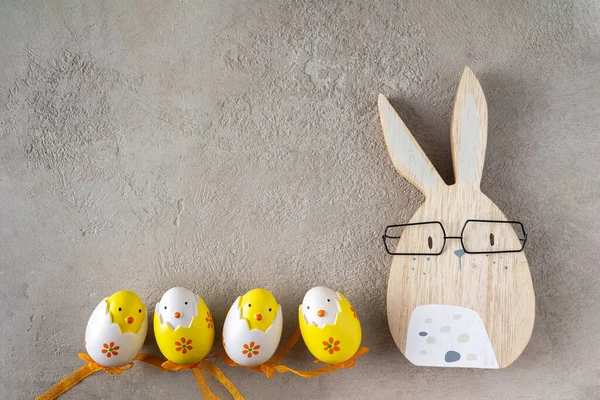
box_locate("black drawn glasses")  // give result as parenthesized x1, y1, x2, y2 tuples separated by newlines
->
(382, 220, 527, 256)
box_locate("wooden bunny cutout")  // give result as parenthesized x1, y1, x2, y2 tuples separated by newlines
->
(379, 67, 535, 368)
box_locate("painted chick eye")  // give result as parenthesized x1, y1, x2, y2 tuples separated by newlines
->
(185, 302, 188, 305)
(307, 306, 310, 309)
(248, 304, 251, 307)
(164, 306, 167, 310)
(118, 307, 122, 311)
(269, 308, 272, 312)
(138, 309, 142, 313)
(327, 299, 330, 302)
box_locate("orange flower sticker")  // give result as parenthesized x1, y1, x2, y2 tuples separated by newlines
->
(101, 342, 120, 358)
(350, 307, 357, 319)
(323, 337, 340, 354)
(242, 341, 260, 358)
(205, 311, 214, 329)
(175, 337, 193, 354)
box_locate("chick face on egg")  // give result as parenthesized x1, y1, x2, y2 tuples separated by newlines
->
(239, 288, 279, 331)
(301, 286, 342, 328)
(107, 291, 146, 334)
(85, 290, 148, 367)
(154, 287, 214, 365)
(223, 288, 283, 367)
(299, 286, 361, 364)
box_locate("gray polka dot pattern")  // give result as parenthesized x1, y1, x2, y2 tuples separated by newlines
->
(445, 351, 461, 363)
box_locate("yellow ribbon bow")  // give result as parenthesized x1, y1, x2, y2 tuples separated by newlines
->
(36, 352, 163, 400)
(275, 346, 370, 378)
(161, 357, 245, 400)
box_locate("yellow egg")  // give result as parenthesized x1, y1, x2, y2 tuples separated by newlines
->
(154, 287, 215, 365)
(299, 286, 361, 364)
(222, 288, 282, 367)
(85, 290, 148, 367)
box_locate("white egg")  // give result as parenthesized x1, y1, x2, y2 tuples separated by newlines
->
(85, 295, 148, 367)
(222, 296, 283, 367)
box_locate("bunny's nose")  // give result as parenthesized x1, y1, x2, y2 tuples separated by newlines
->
(173, 312, 181, 319)
(317, 310, 326, 317)
(254, 313, 263, 321)
(126, 316, 134, 324)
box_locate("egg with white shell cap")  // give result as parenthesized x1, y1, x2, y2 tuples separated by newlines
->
(154, 287, 215, 365)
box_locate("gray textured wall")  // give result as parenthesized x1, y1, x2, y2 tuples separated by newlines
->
(1, 1, 599, 399)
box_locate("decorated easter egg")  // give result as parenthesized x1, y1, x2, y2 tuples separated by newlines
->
(85, 290, 148, 367)
(222, 288, 282, 367)
(154, 287, 215, 365)
(299, 286, 361, 364)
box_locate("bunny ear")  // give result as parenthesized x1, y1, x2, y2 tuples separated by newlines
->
(378, 94, 445, 194)
(450, 67, 488, 188)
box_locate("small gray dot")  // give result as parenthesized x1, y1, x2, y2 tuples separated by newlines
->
(426, 336, 436, 344)
(425, 318, 433, 323)
(423, 272, 426, 275)
(457, 334, 470, 343)
(413, 257, 416, 260)
(453, 314, 462, 320)
(426, 257, 430, 261)
(419, 331, 427, 337)
(467, 353, 477, 361)
(493, 261, 496, 264)
(420, 350, 427, 355)
(440, 326, 451, 333)
(504, 266, 508, 270)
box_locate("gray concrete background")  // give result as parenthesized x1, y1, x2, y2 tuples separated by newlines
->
(1, 1, 599, 399)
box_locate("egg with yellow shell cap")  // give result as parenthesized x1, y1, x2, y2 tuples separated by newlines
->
(85, 290, 148, 367)
(299, 286, 362, 364)
(154, 287, 215, 365)
(222, 288, 283, 367)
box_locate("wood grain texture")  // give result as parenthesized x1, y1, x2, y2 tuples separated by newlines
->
(451, 66, 489, 188)
(378, 94, 445, 194)
(380, 67, 535, 368)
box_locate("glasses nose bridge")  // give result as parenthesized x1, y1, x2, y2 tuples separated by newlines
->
(443, 235, 465, 255)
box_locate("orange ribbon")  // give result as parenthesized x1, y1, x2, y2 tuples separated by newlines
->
(275, 346, 370, 378)
(36, 352, 161, 400)
(222, 327, 369, 379)
(134, 352, 169, 370)
(161, 358, 245, 400)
